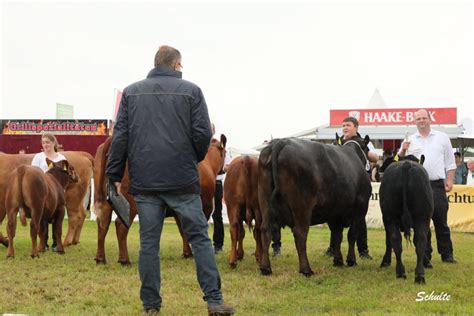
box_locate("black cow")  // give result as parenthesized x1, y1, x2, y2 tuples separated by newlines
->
(379, 155, 433, 284)
(258, 136, 372, 276)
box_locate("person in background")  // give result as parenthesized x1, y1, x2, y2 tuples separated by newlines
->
(326, 116, 377, 260)
(399, 109, 457, 267)
(454, 152, 468, 185)
(31, 133, 67, 252)
(211, 123, 232, 254)
(466, 160, 474, 185)
(106, 45, 234, 315)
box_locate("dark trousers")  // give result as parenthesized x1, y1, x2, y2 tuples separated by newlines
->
(212, 180, 224, 248)
(425, 180, 453, 260)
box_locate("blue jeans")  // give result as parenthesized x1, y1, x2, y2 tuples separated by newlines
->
(134, 193, 223, 310)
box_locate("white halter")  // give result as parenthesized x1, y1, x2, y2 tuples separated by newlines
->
(343, 140, 371, 172)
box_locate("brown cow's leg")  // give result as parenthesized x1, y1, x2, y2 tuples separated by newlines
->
(6, 209, 18, 258)
(237, 220, 245, 261)
(29, 210, 41, 258)
(0, 232, 9, 248)
(53, 209, 66, 254)
(228, 206, 239, 268)
(292, 224, 313, 276)
(174, 215, 192, 258)
(38, 218, 47, 252)
(115, 219, 132, 265)
(64, 205, 86, 246)
(95, 203, 113, 264)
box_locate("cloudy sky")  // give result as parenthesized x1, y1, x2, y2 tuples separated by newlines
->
(1, 0, 473, 149)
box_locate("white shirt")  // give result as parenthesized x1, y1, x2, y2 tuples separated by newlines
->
(31, 152, 67, 173)
(467, 170, 474, 185)
(399, 129, 456, 181)
(216, 151, 232, 181)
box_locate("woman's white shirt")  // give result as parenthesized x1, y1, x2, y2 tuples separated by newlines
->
(31, 152, 67, 173)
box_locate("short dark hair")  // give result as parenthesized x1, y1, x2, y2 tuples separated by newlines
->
(154, 45, 181, 68)
(454, 152, 461, 158)
(342, 116, 359, 128)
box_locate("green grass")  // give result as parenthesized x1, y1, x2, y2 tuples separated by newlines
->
(0, 219, 473, 315)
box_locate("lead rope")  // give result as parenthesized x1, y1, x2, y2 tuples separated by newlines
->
(343, 140, 371, 171)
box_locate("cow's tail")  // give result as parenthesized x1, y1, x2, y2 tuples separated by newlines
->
(401, 161, 413, 244)
(269, 139, 286, 232)
(242, 155, 253, 231)
(17, 165, 27, 227)
(95, 137, 112, 217)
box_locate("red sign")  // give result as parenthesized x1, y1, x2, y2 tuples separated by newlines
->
(329, 108, 457, 126)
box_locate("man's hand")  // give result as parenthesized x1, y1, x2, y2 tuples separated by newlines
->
(114, 182, 122, 195)
(401, 140, 410, 152)
(445, 179, 453, 192)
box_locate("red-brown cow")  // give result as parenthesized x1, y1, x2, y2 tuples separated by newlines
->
(2, 160, 78, 258)
(94, 135, 227, 264)
(223, 155, 261, 268)
(0, 152, 94, 248)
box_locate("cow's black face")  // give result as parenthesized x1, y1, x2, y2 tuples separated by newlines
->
(341, 135, 371, 171)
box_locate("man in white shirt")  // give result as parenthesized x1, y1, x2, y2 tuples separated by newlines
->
(399, 109, 457, 267)
(466, 160, 474, 185)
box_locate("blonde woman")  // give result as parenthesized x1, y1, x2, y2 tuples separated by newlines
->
(31, 133, 66, 251)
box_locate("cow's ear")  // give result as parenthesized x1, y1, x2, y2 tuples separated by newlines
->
(220, 134, 227, 149)
(420, 154, 425, 165)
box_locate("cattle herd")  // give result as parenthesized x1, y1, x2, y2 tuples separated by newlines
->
(0, 135, 437, 284)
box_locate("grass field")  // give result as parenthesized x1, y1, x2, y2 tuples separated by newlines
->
(0, 218, 473, 315)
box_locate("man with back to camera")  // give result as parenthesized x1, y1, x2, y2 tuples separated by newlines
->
(325, 116, 378, 260)
(106, 45, 235, 315)
(398, 109, 457, 268)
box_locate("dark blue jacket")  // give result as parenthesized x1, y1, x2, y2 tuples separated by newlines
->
(106, 66, 212, 194)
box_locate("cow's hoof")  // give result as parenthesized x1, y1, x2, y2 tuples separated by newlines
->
(380, 261, 391, 268)
(396, 273, 407, 279)
(31, 254, 39, 259)
(300, 270, 314, 277)
(95, 258, 107, 265)
(6, 255, 14, 259)
(57, 250, 65, 255)
(237, 255, 244, 261)
(229, 262, 237, 269)
(415, 276, 425, 284)
(182, 253, 193, 259)
(333, 260, 344, 267)
(260, 267, 272, 276)
(347, 260, 357, 267)
(118, 260, 131, 266)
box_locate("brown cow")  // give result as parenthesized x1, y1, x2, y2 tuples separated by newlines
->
(223, 155, 261, 268)
(0, 152, 94, 247)
(94, 135, 227, 264)
(2, 159, 78, 258)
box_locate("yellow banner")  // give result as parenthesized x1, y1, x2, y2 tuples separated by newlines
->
(367, 183, 474, 232)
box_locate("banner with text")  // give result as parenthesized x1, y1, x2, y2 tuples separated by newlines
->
(367, 183, 474, 232)
(330, 108, 457, 126)
(1, 119, 108, 135)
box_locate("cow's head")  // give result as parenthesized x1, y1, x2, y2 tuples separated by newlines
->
(46, 159, 79, 187)
(335, 133, 371, 171)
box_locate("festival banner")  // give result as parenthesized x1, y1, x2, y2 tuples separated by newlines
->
(330, 108, 457, 126)
(1, 119, 108, 136)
